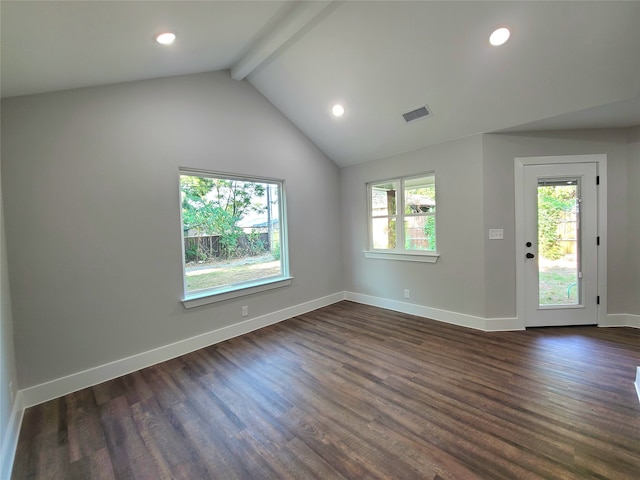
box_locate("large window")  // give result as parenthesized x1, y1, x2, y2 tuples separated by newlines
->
(179, 170, 289, 305)
(367, 174, 437, 260)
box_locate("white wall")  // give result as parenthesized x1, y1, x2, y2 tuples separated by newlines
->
(1, 71, 343, 390)
(341, 135, 487, 321)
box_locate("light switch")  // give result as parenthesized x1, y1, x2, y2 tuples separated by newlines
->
(489, 229, 504, 240)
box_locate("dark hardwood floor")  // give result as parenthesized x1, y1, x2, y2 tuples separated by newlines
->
(11, 301, 640, 479)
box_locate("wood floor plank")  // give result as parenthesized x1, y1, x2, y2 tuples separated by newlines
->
(11, 301, 640, 479)
(167, 401, 248, 480)
(66, 389, 106, 463)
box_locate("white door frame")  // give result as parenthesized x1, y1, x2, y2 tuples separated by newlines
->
(514, 154, 607, 328)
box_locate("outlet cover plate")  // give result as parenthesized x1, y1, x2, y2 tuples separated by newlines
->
(489, 229, 504, 240)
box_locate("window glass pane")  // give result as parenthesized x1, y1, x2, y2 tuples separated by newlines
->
(180, 173, 285, 294)
(372, 217, 396, 249)
(371, 182, 397, 216)
(404, 176, 435, 215)
(404, 215, 436, 251)
(367, 174, 436, 253)
(537, 180, 579, 306)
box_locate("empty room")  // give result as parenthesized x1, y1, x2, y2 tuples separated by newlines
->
(1, 1, 639, 479)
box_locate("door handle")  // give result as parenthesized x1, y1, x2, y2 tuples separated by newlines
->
(526, 252, 535, 259)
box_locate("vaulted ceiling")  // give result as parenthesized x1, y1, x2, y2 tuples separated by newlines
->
(2, 1, 639, 167)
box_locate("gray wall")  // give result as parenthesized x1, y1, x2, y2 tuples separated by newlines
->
(341, 128, 638, 322)
(2, 68, 638, 393)
(483, 129, 636, 317)
(628, 127, 640, 315)
(0, 145, 18, 464)
(1, 71, 343, 389)
(341, 135, 486, 318)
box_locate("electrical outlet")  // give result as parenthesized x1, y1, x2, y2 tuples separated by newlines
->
(489, 228, 504, 240)
(404, 289, 410, 299)
(241, 306, 248, 317)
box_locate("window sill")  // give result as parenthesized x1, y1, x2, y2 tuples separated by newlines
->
(363, 251, 440, 263)
(182, 276, 293, 309)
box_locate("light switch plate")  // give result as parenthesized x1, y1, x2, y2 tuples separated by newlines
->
(489, 229, 504, 240)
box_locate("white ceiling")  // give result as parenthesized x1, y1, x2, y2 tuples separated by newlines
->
(2, 1, 639, 167)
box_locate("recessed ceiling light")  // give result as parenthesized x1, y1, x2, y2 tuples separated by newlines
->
(489, 27, 510, 46)
(332, 104, 345, 117)
(155, 32, 176, 45)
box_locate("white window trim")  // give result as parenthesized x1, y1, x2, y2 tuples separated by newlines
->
(179, 168, 290, 308)
(366, 173, 438, 260)
(362, 250, 439, 263)
(182, 276, 293, 309)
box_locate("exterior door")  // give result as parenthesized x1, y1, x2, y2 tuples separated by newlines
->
(523, 163, 598, 327)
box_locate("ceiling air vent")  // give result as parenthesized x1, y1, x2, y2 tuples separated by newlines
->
(402, 105, 432, 123)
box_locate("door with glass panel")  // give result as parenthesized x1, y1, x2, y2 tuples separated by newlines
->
(523, 163, 598, 327)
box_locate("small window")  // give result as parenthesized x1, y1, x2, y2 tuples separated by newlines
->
(368, 174, 436, 254)
(180, 170, 289, 304)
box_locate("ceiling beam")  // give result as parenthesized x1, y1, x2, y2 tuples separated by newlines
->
(231, 1, 337, 81)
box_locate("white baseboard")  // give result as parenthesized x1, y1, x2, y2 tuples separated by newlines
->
(20, 292, 345, 409)
(18, 292, 637, 409)
(626, 314, 640, 328)
(484, 317, 525, 331)
(344, 292, 522, 332)
(601, 313, 640, 329)
(1, 391, 24, 480)
(8, 291, 637, 476)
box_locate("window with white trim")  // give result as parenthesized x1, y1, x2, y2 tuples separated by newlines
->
(367, 174, 436, 254)
(179, 170, 289, 305)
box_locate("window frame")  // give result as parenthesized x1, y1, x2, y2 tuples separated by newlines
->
(365, 173, 439, 263)
(179, 168, 291, 308)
